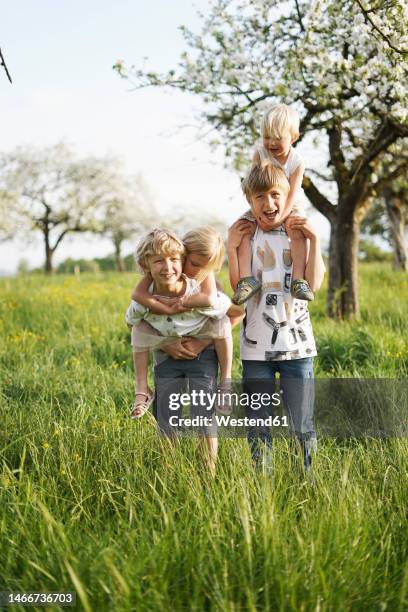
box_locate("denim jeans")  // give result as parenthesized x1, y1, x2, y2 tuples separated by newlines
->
(242, 357, 316, 467)
(153, 347, 218, 437)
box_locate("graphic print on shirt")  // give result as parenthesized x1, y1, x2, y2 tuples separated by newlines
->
(240, 227, 317, 361)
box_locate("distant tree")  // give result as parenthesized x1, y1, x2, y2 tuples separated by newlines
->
(115, 0, 408, 318)
(163, 208, 227, 240)
(0, 144, 127, 273)
(0, 144, 155, 274)
(362, 178, 408, 270)
(57, 258, 100, 274)
(17, 258, 29, 276)
(383, 185, 408, 271)
(98, 173, 157, 272)
(359, 239, 393, 263)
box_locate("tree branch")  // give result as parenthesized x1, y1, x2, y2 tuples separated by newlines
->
(373, 162, 408, 195)
(302, 175, 337, 221)
(51, 225, 89, 251)
(328, 121, 349, 195)
(308, 168, 334, 182)
(0, 47, 12, 83)
(355, 0, 408, 55)
(294, 0, 306, 32)
(350, 119, 404, 182)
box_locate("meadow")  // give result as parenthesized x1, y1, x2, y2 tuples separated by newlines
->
(0, 263, 407, 611)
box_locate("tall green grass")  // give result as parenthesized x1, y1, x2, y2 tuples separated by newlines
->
(0, 264, 407, 611)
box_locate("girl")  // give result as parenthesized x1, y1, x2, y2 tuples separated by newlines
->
(126, 227, 243, 419)
(232, 103, 314, 305)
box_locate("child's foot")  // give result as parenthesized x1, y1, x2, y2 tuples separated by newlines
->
(130, 391, 153, 419)
(232, 276, 262, 305)
(291, 279, 314, 301)
(300, 437, 317, 471)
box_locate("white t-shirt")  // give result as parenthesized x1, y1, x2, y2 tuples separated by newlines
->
(126, 275, 231, 337)
(240, 225, 317, 361)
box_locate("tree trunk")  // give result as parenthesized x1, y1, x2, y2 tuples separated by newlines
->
(44, 229, 54, 274)
(327, 215, 361, 319)
(384, 192, 408, 271)
(114, 240, 125, 272)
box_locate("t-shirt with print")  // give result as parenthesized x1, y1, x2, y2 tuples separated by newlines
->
(240, 225, 317, 361)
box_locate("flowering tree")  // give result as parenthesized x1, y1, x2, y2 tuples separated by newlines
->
(354, 0, 408, 56)
(98, 173, 157, 272)
(362, 176, 408, 271)
(115, 0, 408, 318)
(0, 144, 143, 273)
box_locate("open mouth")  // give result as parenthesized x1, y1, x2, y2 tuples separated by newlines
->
(264, 210, 278, 221)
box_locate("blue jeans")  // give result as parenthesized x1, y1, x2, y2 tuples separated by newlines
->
(242, 358, 316, 465)
(153, 347, 218, 437)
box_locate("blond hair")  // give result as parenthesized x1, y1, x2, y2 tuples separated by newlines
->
(242, 160, 290, 202)
(183, 226, 225, 282)
(136, 228, 185, 270)
(261, 103, 300, 141)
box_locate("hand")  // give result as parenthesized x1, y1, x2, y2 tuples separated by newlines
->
(181, 338, 210, 356)
(169, 300, 189, 314)
(153, 295, 179, 305)
(227, 219, 255, 250)
(161, 339, 198, 360)
(285, 217, 318, 241)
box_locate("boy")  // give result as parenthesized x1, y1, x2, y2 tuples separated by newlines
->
(227, 163, 325, 472)
(125, 228, 219, 473)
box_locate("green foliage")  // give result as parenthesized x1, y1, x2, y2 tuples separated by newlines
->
(359, 239, 393, 263)
(0, 264, 407, 610)
(57, 253, 136, 274)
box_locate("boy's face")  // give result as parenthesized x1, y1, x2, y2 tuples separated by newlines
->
(249, 186, 288, 231)
(145, 251, 183, 289)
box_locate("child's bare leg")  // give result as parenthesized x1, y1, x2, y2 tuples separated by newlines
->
(133, 351, 151, 395)
(290, 227, 307, 280)
(131, 350, 153, 418)
(213, 336, 232, 383)
(238, 234, 253, 278)
(233, 235, 262, 305)
(199, 436, 218, 476)
(214, 328, 235, 415)
(286, 225, 314, 301)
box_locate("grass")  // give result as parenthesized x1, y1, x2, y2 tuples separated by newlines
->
(0, 263, 407, 611)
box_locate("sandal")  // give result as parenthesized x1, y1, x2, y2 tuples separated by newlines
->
(232, 276, 262, 305)
(130, 392, 153, 420)
(291, 279, 314, 301)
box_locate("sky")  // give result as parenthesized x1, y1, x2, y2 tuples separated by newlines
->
(0, 0, 330, 274)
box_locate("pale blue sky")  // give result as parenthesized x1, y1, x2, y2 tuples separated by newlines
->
(1, 0, 329, 273)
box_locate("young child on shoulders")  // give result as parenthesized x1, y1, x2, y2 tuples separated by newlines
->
(126, 227, 243, 419)
(232, 102, 314, 305)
